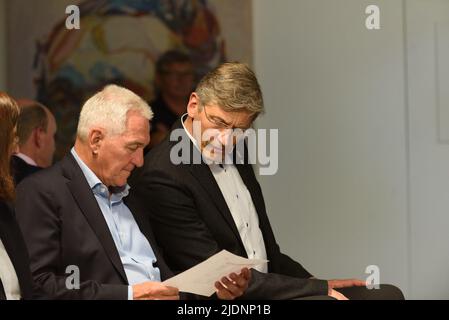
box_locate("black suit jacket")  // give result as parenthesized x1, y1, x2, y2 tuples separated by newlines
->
(127, 120, 329, 299)
(11, 155, 42, 185)
(15, 154, 174, 300)
(0, 200, 36, 299)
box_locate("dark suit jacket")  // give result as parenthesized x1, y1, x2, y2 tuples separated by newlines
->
(127, 120, 329, 299)
(0, 200, 36, 299)
(15, 154, 174, 300)
(11, 155, 42, 185)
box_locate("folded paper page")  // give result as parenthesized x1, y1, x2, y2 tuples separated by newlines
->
(162, 250, 269, 296)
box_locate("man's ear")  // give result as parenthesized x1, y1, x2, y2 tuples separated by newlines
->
(87, 128, 105, 155)
(187, 92, 200, 118)
(33, 127, 44, 148)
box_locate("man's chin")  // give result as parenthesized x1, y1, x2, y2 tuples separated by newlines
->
(113, 176, 129, 187)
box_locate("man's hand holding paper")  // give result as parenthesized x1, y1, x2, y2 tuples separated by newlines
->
(163, 250, 268, 298)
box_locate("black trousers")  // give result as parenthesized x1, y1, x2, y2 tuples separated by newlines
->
(298, 284, 404, 300)
(339, 284, 404, 300)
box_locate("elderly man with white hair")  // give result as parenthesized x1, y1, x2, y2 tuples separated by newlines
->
(14, 84, 250, 300)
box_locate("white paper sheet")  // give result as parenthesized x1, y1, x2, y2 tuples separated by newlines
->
(162, 250, 268, 296)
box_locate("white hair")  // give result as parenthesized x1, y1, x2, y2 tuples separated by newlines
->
(77, 84, 153, 141)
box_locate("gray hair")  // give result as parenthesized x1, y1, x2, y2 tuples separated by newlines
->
(195, 62, 264, 116)
(77, 84, 153, 141)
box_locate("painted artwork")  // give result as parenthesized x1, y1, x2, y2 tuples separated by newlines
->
(6, 0, 252, 159)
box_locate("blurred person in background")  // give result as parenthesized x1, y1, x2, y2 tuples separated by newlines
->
(11, 99, 56, 184)
(147, 50, 195, 149)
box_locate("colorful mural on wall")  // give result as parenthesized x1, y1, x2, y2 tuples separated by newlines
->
(33, 0, 227, 159)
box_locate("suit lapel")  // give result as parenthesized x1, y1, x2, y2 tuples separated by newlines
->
(189, 163, 242, 240)
(62, 155, 128, 283)
(172, 119, 244, 250)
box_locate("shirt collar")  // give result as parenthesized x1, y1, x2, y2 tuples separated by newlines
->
(14, 153, 38, 166)
(70, 147, 130, 201)
(181, 113, 201, 152)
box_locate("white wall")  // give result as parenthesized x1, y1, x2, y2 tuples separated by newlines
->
(253, 0, 410, 297)
(0, 0, 7, 90)
(406, 0, 449, 299)
(253, 0, 449, 300)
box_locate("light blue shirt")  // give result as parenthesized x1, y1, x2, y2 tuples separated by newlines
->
(71, 148, 161, 300)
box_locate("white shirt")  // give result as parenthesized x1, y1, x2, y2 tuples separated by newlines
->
(0, 239, 21, 300)
(181, 114, 268, 272)
(14, 153, 38, 166)
(209, 164, 268, 272)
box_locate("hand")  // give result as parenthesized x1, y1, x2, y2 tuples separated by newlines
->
(329, 289, 349, 300)
(328, 279, 366, 290)
(132, 281, 179, 300)
(215, 268, 251, 300)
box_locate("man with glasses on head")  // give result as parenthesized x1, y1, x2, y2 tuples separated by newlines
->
(128, 62, 404, 300)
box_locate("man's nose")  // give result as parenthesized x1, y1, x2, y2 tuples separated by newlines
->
(132, 149, 145, 168)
